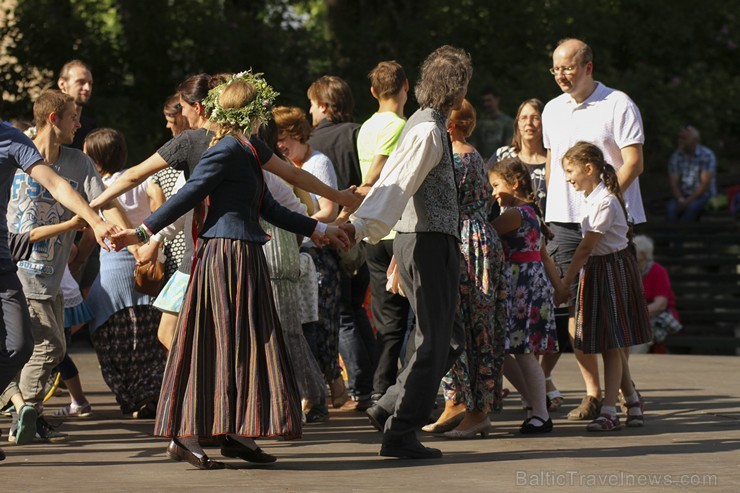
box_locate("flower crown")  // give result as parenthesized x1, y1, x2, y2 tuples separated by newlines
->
(202, 70, 279, 130)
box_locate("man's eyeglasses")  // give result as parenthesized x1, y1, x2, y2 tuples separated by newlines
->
(549, 66, 577, 75)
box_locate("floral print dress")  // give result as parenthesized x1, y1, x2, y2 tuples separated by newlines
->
(500, 204, 558, 354)
(440, 151, 507, 413)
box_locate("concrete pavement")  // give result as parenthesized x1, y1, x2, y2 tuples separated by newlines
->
(1, 349, 739, 492)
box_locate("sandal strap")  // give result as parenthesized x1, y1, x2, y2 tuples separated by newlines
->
(546, 389, 563, 399)
(625, 400, 642, 409)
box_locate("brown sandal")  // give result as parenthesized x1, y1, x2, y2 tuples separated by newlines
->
(567, 395, 601, 421)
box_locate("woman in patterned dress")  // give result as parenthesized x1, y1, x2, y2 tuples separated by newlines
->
(423, 100, 507, 438)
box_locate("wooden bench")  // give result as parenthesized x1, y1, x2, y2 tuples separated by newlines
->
(634, 218, 740, 355)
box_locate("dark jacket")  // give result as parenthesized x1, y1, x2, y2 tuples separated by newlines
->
(308, 119, 361, 190)
(145, 135, 316, 242)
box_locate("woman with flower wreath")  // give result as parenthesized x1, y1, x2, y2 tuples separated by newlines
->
(111, 72, 351, 470)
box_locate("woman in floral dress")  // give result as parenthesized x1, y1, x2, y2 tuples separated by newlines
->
(423, 99, 507, 438)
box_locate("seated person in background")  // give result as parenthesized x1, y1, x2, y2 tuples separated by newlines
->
(633, 235, 682, 354)
(666, 125, 716, 221)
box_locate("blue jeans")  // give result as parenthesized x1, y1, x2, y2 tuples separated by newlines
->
(338, 263, 376, 399)
(0, 273, 33, 404)
(666, 195, 710, 221)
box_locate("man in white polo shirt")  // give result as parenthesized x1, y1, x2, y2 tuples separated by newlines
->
(542, 38, 646, 421)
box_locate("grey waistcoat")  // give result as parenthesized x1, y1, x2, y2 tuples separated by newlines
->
(394, 108, 460, 240)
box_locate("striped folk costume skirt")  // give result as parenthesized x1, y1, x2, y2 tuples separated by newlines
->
(154, 238, 303, 440)
(575, 248, 652, 353)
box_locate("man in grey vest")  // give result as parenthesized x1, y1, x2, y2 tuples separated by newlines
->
(342, 46, 472, 459)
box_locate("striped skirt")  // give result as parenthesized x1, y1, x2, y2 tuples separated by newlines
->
(575, 248, 652, 353)
(154, 238, 303, 440)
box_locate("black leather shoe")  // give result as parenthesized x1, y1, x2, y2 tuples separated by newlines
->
(520, 416, 554, 434)
(0, 445, 5, 462)
(379, 439, 443, 459)
(221, 436, 277, 464)
(366, 404, 390, 432)
(166, 439, 225, 470)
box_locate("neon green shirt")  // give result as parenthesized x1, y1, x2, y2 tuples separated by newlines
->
(357, 112, 406, 180)
(356, 112, 406, 240)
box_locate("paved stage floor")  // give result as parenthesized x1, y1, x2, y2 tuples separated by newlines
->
(1, 350, 738, 492)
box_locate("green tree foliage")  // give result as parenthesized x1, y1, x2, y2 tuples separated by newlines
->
(2, 0, 738, 171)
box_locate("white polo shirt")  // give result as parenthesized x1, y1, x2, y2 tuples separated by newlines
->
(543, 82, 646, 224)
(581, 182, 629, 255)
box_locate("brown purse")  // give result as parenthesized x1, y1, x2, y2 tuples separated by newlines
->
(134, 259, 164, 296)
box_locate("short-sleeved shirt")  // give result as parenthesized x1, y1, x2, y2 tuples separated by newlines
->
(357, 112, 406, 179)
(668, 144, 717, 197)
(543, 82, 646, 224)
(156, 128, 215, 178)
(301, 150, 337, 208)
(7, 146, 105, 299)
(580, 182, 629, 255)
(0, 122, 43, 271)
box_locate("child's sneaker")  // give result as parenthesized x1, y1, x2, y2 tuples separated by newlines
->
(53, 402, 92, 418)
(9, 416, 69, 444)
(9, 405, 38, 445)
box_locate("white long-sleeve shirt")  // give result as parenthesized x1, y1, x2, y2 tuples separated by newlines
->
(350, 121, 443, 243)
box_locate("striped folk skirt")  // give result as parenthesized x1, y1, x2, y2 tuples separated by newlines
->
(154, 238, 303, 440)
(575, 248, 652, 353)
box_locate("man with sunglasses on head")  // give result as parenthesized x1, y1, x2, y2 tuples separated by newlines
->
(541, 38, 647, 423)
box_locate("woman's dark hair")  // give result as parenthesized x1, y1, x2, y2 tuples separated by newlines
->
(84, 128, 127, 175)
(489, 157, 553, 240)
(163, 94, 181, 116)
(257, 119, 285, 160)
(177, 73, 231, 119)
(563, 141, 633, 241)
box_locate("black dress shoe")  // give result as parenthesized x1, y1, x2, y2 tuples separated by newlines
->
(366, 404, 390, 432)
(379, 439, 443, 459)
(221, 436, 277, 464)
(520, 416, 554, 435)
(166, 439, 225, 470)
(0, 445, 5, 462)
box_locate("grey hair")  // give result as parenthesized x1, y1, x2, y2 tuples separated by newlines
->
(415, 45, 473, 113)
(633, 235, 654, 259)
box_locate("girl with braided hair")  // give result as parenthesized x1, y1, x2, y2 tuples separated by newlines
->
(488, 158, 564, 434)
(558, 142, 650, 431)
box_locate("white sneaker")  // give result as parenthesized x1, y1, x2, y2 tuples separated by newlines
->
(52, 402, 92, 418)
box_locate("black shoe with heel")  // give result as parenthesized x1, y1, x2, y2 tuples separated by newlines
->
(166, 439, 225, 470)
(220, 435, 277, 464)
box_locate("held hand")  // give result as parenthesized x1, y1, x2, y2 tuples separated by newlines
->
(109, 229, 139, 251)
(135, 240, 161, 266)
(324, 225, 351, 251)
(336, 186, 363, 211)
(91, 220, 121, 252)
(309, 231, 329, 247)
(553, 282, 569, 307)
(338, 223, 357, 248)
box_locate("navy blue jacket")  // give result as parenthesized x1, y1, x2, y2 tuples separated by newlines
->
(144, 135, 316, 242)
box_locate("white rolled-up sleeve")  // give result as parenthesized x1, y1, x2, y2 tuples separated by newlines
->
(350, 122, 443, 244)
